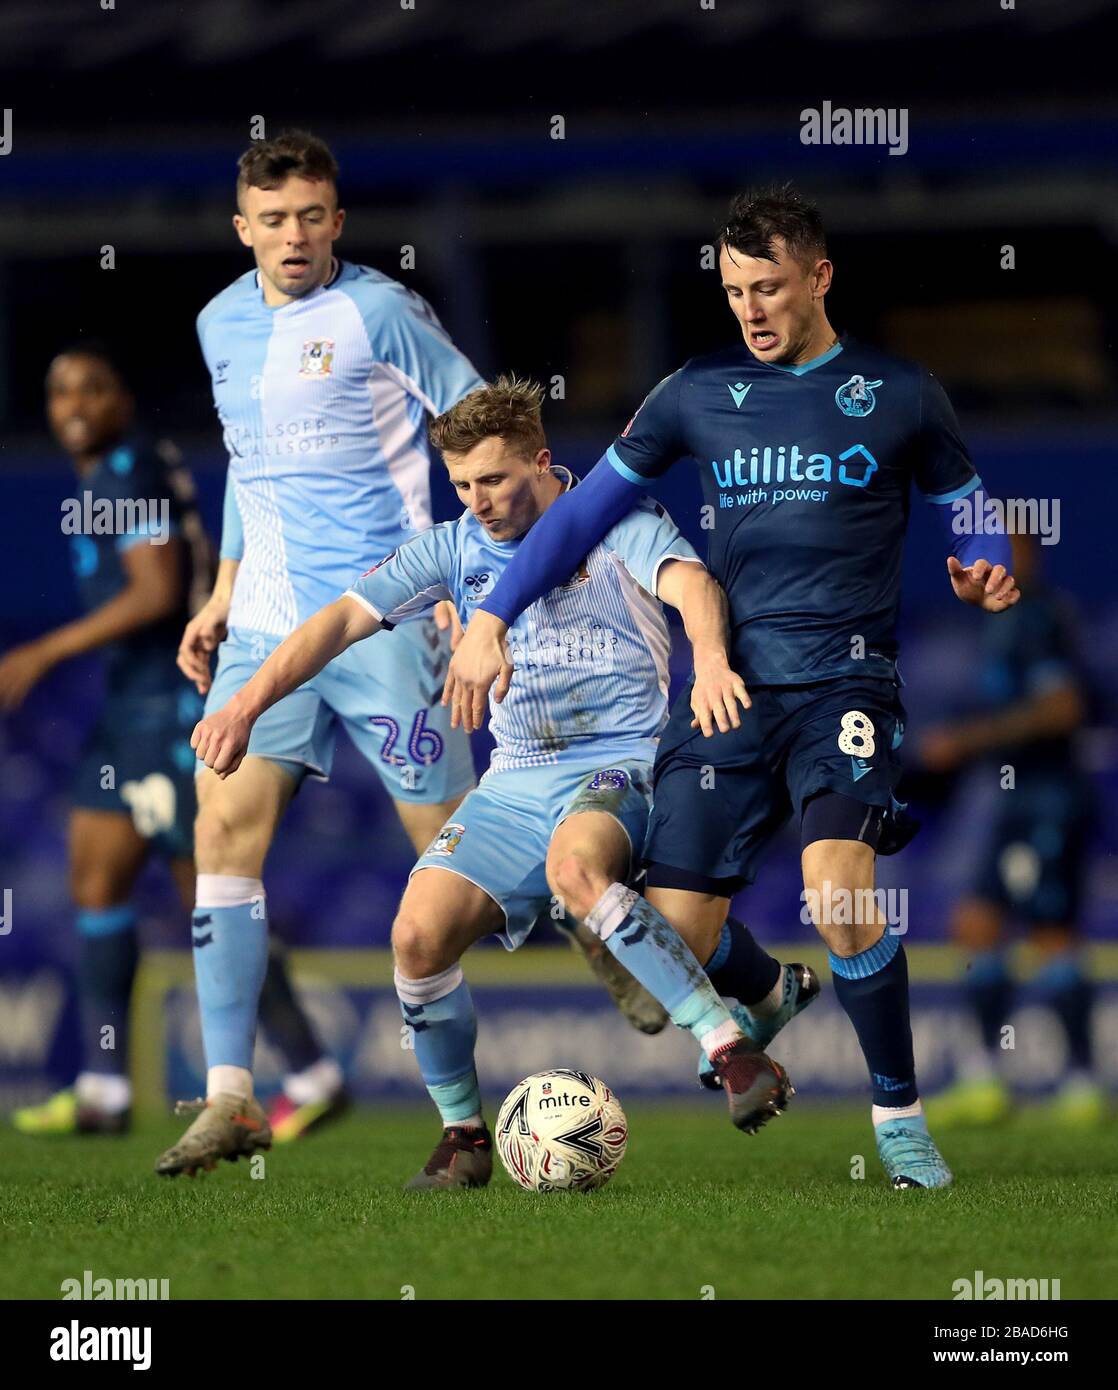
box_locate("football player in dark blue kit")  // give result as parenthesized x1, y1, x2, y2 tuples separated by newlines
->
(445, 185, 1020, 1188)
(922, 535, 1102, 1129)
(1, 344, 209, 1134)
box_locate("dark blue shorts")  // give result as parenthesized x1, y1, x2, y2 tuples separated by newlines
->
(643, 675, 908, 891)
(970, 778, 1092, 925)
(71, 688, 203, 858)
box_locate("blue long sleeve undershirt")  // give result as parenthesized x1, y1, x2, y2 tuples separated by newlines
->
(478, 456, 1012, 628)
(926, 483, 1012, 573)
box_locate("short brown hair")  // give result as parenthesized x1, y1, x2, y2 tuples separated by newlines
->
(718, 182, 827, 269)
(236, 129, 339, 209)
(429, 375, 547, 460)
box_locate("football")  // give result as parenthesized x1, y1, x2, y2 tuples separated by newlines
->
(495, 1070, 628, 1192)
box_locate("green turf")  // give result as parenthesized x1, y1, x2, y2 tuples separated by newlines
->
(2, 1103, 1115, 1300)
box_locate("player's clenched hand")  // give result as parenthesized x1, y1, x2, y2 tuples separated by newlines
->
(689, 654, 751, 736)
(442, 609, 513, 733)
(177, 594, 230, 695)
(433, 599, 464, 651)
(191, 703, 253, 778)
(947, 556, 1021, 613)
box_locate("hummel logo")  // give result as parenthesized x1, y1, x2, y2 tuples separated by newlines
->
(727, 382, 752, 408)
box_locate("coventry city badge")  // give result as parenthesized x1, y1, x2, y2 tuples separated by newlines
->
(429, 823, 466, 857)
(835, 374, 882, 417)
(299, 339, 335, 378)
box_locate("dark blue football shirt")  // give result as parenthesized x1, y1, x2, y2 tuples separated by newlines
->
(68, 437, 208, 700)
(605, 339, 980, 684)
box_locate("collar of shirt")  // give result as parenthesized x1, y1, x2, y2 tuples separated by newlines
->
(253, 256, 342, 307)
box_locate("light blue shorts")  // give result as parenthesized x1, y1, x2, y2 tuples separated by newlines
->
(201, 620, 475, 804)
(410, 758, 654, 950)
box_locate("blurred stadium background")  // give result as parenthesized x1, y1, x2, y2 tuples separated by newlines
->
(1, 0, 1115, 1114)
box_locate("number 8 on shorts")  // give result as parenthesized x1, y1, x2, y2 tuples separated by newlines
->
(838, 710, 876, 758)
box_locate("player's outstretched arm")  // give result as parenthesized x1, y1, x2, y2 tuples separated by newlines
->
(0, 538, 185, 713)
(192, 596, 380, 778)
(444, 456, 644, 732)
(921, 679, 1082, 773)
(657, 560, 751, 736)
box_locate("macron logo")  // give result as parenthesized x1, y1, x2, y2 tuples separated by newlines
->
(727, 382, 752, 409)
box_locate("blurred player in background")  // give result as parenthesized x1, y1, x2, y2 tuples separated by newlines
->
(163, 133, 658, 1173)
(1, 344, 209, 1135)
(187, 378, 793, 1186)
(445, 185, 1022, 1189)
(922, 534, 1103, 1127)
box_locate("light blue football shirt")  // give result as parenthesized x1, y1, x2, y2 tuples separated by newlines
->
(345, 471, 704, 771)
(198, 259, 483, 636)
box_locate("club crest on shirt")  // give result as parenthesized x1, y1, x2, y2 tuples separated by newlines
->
(299, 339, 335, 378)
(428, 823, 465, 857)
(835, 374, 883, 417)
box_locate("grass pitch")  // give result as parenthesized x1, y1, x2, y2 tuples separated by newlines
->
(2, 1103, 1115, 1301)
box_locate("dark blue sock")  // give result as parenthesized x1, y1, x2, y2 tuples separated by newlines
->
(964, 950, 1014, 1054)
(704, 916, 782, 1006)
(258, 942, 325, 1073)
(830, 931, 917, 1107)
(1033, 953, 1094, 1074)
(77, 906, 139, 1076)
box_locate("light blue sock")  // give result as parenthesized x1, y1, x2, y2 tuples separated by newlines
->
(395, 964, 482, 1125)
(193, 875, 269, 1071)
(584, 884, 740, 1054)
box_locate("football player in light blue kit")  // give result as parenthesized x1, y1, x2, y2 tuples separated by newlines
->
(190, 377, 794, 1187)
(159, 130, 488, 1174)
